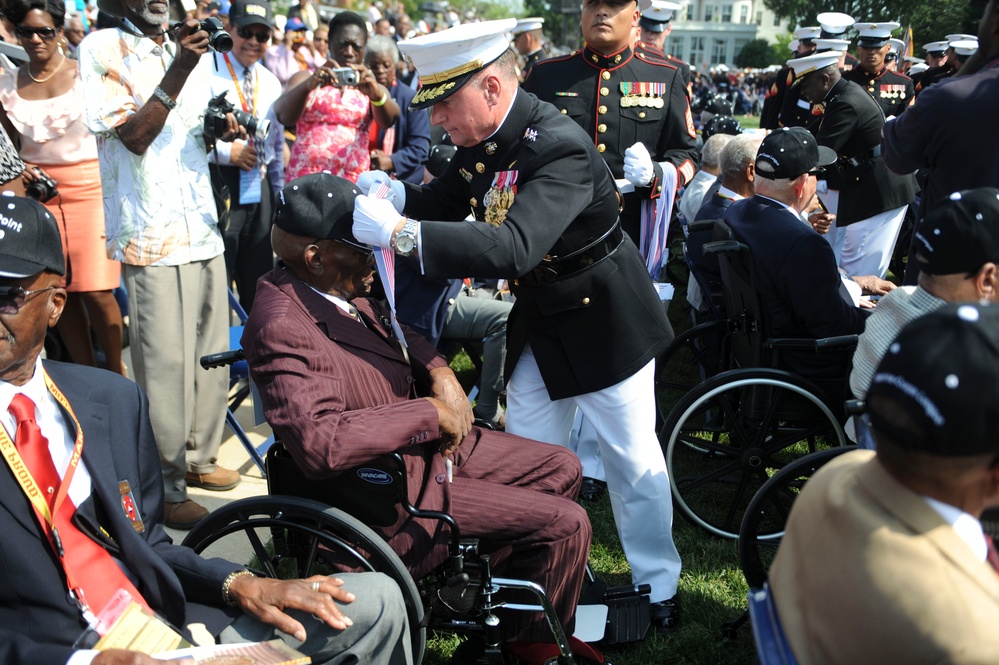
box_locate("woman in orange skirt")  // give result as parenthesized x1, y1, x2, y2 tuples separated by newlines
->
(0, 0, 125, 375)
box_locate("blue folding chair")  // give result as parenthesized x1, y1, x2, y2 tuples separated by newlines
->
(220, 289, 272, 476)
(748, 583, 799, 665)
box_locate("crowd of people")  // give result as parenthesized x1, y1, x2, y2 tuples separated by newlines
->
(0, 0, 997, 663)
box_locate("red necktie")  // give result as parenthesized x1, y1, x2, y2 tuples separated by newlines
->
(9, 394, 149, 615)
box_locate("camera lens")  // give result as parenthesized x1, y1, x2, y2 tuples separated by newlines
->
(210, 31, 233, 52)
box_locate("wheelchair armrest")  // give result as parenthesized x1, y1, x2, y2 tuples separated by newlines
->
(387, 453, 464, 557)
(703, 240, 749, 256)
(200, 349, 245, 369)
(686, 219, 717, 234)
(764, 335, 858, 352)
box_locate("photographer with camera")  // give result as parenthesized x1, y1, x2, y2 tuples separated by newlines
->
(80, 0, 247, 529)
(0, 0, 126, 379)
(275, 10, 399, 184)
(207, 0, 284, 312)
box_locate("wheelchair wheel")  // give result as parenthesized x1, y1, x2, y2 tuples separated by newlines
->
(183, 496, 426, 665)
(664, 368, 847, 540)
(738, 446, 856, 589)
(656, 318, 729, 436)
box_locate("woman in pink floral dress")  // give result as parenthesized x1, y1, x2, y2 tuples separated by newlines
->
(276, 12, 399, 183)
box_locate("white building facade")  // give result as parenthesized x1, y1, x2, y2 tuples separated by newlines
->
(665, 0, 792, 71)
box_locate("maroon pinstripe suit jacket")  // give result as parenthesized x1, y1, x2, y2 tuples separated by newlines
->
(242, 265, 456, 577)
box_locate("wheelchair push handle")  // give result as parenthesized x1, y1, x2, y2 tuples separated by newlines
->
(200, 349, 246, 369)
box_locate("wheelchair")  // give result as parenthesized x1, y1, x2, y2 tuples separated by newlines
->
(661, 223, 857, 540)
(721, 445, 857, 657)
(188, 350, 580, 665)
(655, 218, 732, 429)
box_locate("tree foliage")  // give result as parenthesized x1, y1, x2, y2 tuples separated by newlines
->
(735, 38, 778, 68)
(761, 0, 988, 45)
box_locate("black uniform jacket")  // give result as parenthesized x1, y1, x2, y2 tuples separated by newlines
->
(521, 48, 547, 82)
(523, 42, 698, 244)
(844, 65, 915, 118)
(402, 90, 673, 400)
(815, 78, 916, 226)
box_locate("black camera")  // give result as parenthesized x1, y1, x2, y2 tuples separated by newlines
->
(204, 91, 271, 142)
(199, 16, 232, 52)
(26, 173, 58, 203)
(330, 67, 359, 86)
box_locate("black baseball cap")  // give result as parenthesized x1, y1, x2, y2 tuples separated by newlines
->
(913, 187, 999, 275)
(273, 172, 370, 251)
(228, 0, 273, 28)
(755, 127, 837, 180)
(868, 303, 999, 456)
(0, 193, 65, 278)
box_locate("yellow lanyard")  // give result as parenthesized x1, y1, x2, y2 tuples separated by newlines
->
(222, 52, 258, 115)
(0, 371, 94, 621)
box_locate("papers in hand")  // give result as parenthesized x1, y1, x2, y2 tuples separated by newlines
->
(155, 638, 311, 664)
(615, 178, 635, 194)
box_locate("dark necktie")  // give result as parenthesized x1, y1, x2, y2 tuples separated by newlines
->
(985, 534, 999, 575)
(9, 393, 148, 615)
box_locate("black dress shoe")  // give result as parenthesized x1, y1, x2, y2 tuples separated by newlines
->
(579, 477, 608, 502)
(650, 597, 681, 634)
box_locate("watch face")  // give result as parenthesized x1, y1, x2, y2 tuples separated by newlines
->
(396, 234, 415, 253)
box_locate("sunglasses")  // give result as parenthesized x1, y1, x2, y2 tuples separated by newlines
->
(14, 26, 58, 41)
(806, 167, 826, 177)
(0, 286, 56, 314)
(237, 27, 270, 43)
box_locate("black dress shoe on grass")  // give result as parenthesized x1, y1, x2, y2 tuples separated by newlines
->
(650, 597, 681, 634)
(579, 477, 608, 502)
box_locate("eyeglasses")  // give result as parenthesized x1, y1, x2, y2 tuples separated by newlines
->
(14, 26, 59, 41)
(0, 286, 56, 314)
(806, 167, 826, 177)
(236, 27, 270, 43)
(335, 239, 374, 260)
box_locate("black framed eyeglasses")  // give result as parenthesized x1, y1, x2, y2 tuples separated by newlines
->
(14, 26, 59, 41)
(0, 286, 56, 314)
(335, 239, 374, 260)
(236, 27, 270, 43)
(806, 167, 826, 177)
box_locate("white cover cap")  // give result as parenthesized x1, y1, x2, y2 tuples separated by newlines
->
(400, 18, 517, 109)
(794, 26, 821, 41)
(951, 39, 979, 57)
(787, 51, 844, 80)
(817, 12, 854, 36)
(815, 38, 850, 52)
(511, 17, 544, 36)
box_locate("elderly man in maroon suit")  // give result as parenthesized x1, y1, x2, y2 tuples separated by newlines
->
(241, 173, 594, 665)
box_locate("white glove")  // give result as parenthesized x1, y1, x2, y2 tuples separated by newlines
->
(356, 170, 406, 213)
(623, 142, 655, 187)
(353, 195, 403, 248)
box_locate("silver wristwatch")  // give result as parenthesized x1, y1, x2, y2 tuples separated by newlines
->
(392, 218, 419, 256)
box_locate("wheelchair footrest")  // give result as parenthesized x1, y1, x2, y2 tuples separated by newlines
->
(579, 583, 651, 645)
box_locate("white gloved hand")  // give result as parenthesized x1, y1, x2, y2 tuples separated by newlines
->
(356, 170, 406, 213)
(353, 195, 403, 248)
(623, 142, 655, 187)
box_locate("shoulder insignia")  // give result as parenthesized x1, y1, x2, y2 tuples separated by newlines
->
(523, 127, 538, 142)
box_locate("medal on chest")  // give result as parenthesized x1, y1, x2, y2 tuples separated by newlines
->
(483, 170, 518, 227)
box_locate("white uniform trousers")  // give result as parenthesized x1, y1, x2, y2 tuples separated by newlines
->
(568, 412, 605, 481)
(506, 345, 681, 602)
